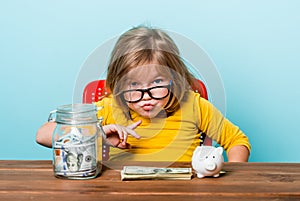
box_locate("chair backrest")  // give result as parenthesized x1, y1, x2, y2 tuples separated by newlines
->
(82, 80, 111, 103)
(83, 79, 212, 160)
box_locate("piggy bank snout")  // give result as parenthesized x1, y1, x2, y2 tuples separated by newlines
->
(205, 162, 217, 171)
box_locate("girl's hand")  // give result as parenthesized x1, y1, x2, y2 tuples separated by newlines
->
(102, 120, 142, 149)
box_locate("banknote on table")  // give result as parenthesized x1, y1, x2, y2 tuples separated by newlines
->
(121, 166, 193, 180)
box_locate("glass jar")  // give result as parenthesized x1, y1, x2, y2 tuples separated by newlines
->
(48, 103, 102, 179)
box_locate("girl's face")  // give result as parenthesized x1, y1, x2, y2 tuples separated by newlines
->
(122, 64, 171, 119)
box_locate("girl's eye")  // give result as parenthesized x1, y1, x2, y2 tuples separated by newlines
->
(130, 82, 138, 86)
(125, 81, 139, 90)
(153, 79, 163, 84)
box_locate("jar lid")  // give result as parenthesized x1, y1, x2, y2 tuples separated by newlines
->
(57, 104, 97, 114)
(55, 103, 98, 125)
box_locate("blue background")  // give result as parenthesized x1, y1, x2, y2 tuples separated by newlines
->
(1, 1, 299, 162)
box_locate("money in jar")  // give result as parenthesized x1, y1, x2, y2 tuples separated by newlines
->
(48, 103, 102, 179)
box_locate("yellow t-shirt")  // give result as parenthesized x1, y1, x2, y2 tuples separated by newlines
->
(96, 91, 250, 162)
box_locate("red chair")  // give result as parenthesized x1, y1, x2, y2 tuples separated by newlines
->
(83, 79, 212, 160)
(82, 80, 110, 103)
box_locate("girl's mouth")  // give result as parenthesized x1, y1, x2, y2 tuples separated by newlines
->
(141, 104, 154, 111)
(142, 105, 154, 111)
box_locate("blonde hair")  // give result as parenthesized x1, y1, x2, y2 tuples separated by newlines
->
(106, 26, 196, 118)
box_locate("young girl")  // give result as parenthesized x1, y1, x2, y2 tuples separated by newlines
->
(36, 26, 250, 162)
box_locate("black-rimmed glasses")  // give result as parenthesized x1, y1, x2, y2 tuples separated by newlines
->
(122, 80, 172, 103)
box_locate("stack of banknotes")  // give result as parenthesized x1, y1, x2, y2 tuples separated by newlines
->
(121, 166, 193, 180)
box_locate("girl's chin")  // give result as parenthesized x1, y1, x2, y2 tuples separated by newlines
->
(139, 111, 158, 119)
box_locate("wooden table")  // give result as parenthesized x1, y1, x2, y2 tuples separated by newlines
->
(1, 160, 300, 201)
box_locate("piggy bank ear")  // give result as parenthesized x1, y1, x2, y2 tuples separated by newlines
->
(216, 147, 223, 155)
(194, 146, 201, 154)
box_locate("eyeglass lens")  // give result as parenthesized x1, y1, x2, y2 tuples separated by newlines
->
(123, 86, 169, 103)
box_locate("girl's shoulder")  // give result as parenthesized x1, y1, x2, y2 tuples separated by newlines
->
(185, 90, 209, 105)
(95, 95, 120, 124)
(95, 95, 113, 107)
(94, 95, 115, 119)
(183, 90, 214, 113)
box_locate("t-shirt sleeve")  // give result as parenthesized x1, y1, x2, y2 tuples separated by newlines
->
(195, 95, 251, 152)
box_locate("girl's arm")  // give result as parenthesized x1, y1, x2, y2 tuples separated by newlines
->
(227, 145, 250, 162)
(36, 122, 56, 148)
(36, 121, 142, 149)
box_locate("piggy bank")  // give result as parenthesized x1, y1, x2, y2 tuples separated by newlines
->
(191, 146, 224, 178)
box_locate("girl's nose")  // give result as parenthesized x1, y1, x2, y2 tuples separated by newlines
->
(142, 91, 152, 100)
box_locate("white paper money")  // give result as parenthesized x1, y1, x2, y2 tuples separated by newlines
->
(121, 166, 193, 180)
